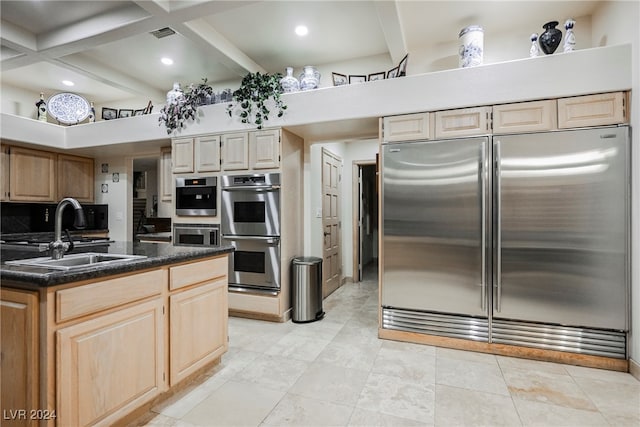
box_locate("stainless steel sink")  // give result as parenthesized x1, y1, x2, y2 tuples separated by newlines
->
(6, 253, 147, 270)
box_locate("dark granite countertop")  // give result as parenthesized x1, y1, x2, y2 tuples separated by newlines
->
(0, 241, 234, 288)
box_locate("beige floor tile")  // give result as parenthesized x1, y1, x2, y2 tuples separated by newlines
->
(288, 318, 346, 341)
(372, 345, 436, 384)
(381, 339, 436, 356)
(573, 376, 640, 422)
(356, 372, 436, 424)
(210, 348, 261, 379)
(497, 355, 570, 375)
(261, 393, 353, 426)
(315, 339, 381, 371)
(435, 384, 522, 427)
(436, 355, 510, 396)
(347, 407, 427, 427)
(513, 397, 606, 427)
(564, 364, 640, 385)
(502, 367, 597, 411)
(233, 354, 309, 392)
(436, 347, 498, 366)
(263, 332, 331, 362)
(181, 380, 284, 427)
(289, 361, 369, 405)
(153, 375, 227, 419)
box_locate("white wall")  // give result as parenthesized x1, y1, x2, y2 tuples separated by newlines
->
(591, 0, 640, 368)
(304, 138, 379, 280)
(93, 157, 130, 242)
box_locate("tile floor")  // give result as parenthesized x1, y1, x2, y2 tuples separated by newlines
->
(142, 269, 640, 427)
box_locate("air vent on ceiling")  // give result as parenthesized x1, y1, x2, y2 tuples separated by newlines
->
(150, 27, 176, 39)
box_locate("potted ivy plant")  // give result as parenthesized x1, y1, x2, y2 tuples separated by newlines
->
(226, 72, 286, 129)
(159, 78, 213, 134)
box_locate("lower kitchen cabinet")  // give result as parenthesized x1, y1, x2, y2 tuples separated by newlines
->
(0, 288, 39, 427)
(170, 277, 228, 385)
(56, 299, 165, 427)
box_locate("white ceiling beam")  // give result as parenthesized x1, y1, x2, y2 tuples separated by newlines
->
(178, 18, 265, 76)
(0, 18, 38, 53)
(375, 0, 407, 64)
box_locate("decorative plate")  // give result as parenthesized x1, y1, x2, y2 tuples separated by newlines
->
(47, 92, 91, 124)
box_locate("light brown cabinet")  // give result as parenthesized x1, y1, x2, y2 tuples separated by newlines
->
(383, 113, 432, 142)
(1, 254, 229, 426)
(57, 153, 94, 202)
(221, 132, 249, 170)
(435, 106, 492, 139)
(250, 129, 281, 169)
(2, 145, 94, 202)
(0, 288, 39, 427)
(492, 100, 557, 134)
(558, 92, 628, 129)
(170, 278, 228, 384)
(172, 135, 222, 174)
(9, 146, 56, 201)
(56, 298, 165, 427)
(1, 145, 9, 201)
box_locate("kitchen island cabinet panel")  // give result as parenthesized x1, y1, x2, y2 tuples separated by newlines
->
(169, 256, 227, 290)
(56, 298, 165, 427)
(56, 269, 165, 322)
(0, 288, 39, 427)
(170, 278, 228, 385)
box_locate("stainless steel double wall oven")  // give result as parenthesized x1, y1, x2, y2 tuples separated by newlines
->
(221, 173, 281, 294)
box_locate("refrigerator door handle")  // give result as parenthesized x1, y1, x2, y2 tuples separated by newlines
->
(480, 140, 487, 311)
(495, 140, 502, 313)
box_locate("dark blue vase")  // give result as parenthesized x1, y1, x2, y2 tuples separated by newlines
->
(539, 21, 562, 54)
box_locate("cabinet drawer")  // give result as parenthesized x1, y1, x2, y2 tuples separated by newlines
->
(56, 269, 165, 323)
(228, 291, 279, 315)
(383, 113, 432, 142)
(558, 92, 627, 128)
(493, 100, 557, 134)
(170, 256, 228, 291)
(435, 106, 491, 138)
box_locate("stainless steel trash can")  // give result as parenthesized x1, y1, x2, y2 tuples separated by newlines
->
(291, 256, 325, 323)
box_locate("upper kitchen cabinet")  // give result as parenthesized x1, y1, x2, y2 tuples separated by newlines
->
(57, 153, 95, 202)
(557, 92, 628, 129)
(383, 113, 432, 142)
(8, 146, 56, 202)
(172, 135, 221, 174)
(493, 100, 558, 134)
(435, 106, 492, 139)
(220, 132, 249, 170)
(250, 129, 280, 169)
(1, 146, 8, 201)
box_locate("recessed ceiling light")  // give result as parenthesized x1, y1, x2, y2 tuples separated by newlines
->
(161, 57, 174, 65)
(295, 25, 308, 36)
(62, 80, 74, 86)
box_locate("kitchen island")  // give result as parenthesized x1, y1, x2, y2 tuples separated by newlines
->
(1, 241, 233, 427)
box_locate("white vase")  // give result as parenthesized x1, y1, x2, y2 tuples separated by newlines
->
(458, 25, 484, 68)
(88, 102, 96, 122)
(166, 82, 184, 105)
(530, 33, 540, 58)
(299, 66, 320, 91)
(280, 67, 300, 93)
(564, 19, 576, 52)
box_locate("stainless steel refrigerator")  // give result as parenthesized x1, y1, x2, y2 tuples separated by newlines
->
(381, 126, 630, 358)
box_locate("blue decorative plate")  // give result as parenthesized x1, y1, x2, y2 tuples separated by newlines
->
(47, 92, 90, 124)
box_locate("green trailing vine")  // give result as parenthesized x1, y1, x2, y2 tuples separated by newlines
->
(158, 78, 213, 134)
(226, 72, 286, 129)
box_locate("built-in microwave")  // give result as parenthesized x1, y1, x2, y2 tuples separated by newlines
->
(173, 223, 219, 247)
(175, 176, 217, 216)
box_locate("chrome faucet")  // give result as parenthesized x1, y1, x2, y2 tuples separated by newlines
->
(50, 198, 87, 260)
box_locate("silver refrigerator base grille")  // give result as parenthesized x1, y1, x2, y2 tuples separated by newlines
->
(491, 319, 627, 359)
(382, 308, 627, 359)
(382, 308, 489, 342)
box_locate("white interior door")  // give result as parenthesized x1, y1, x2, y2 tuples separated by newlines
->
(321, 148, 342, 297)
